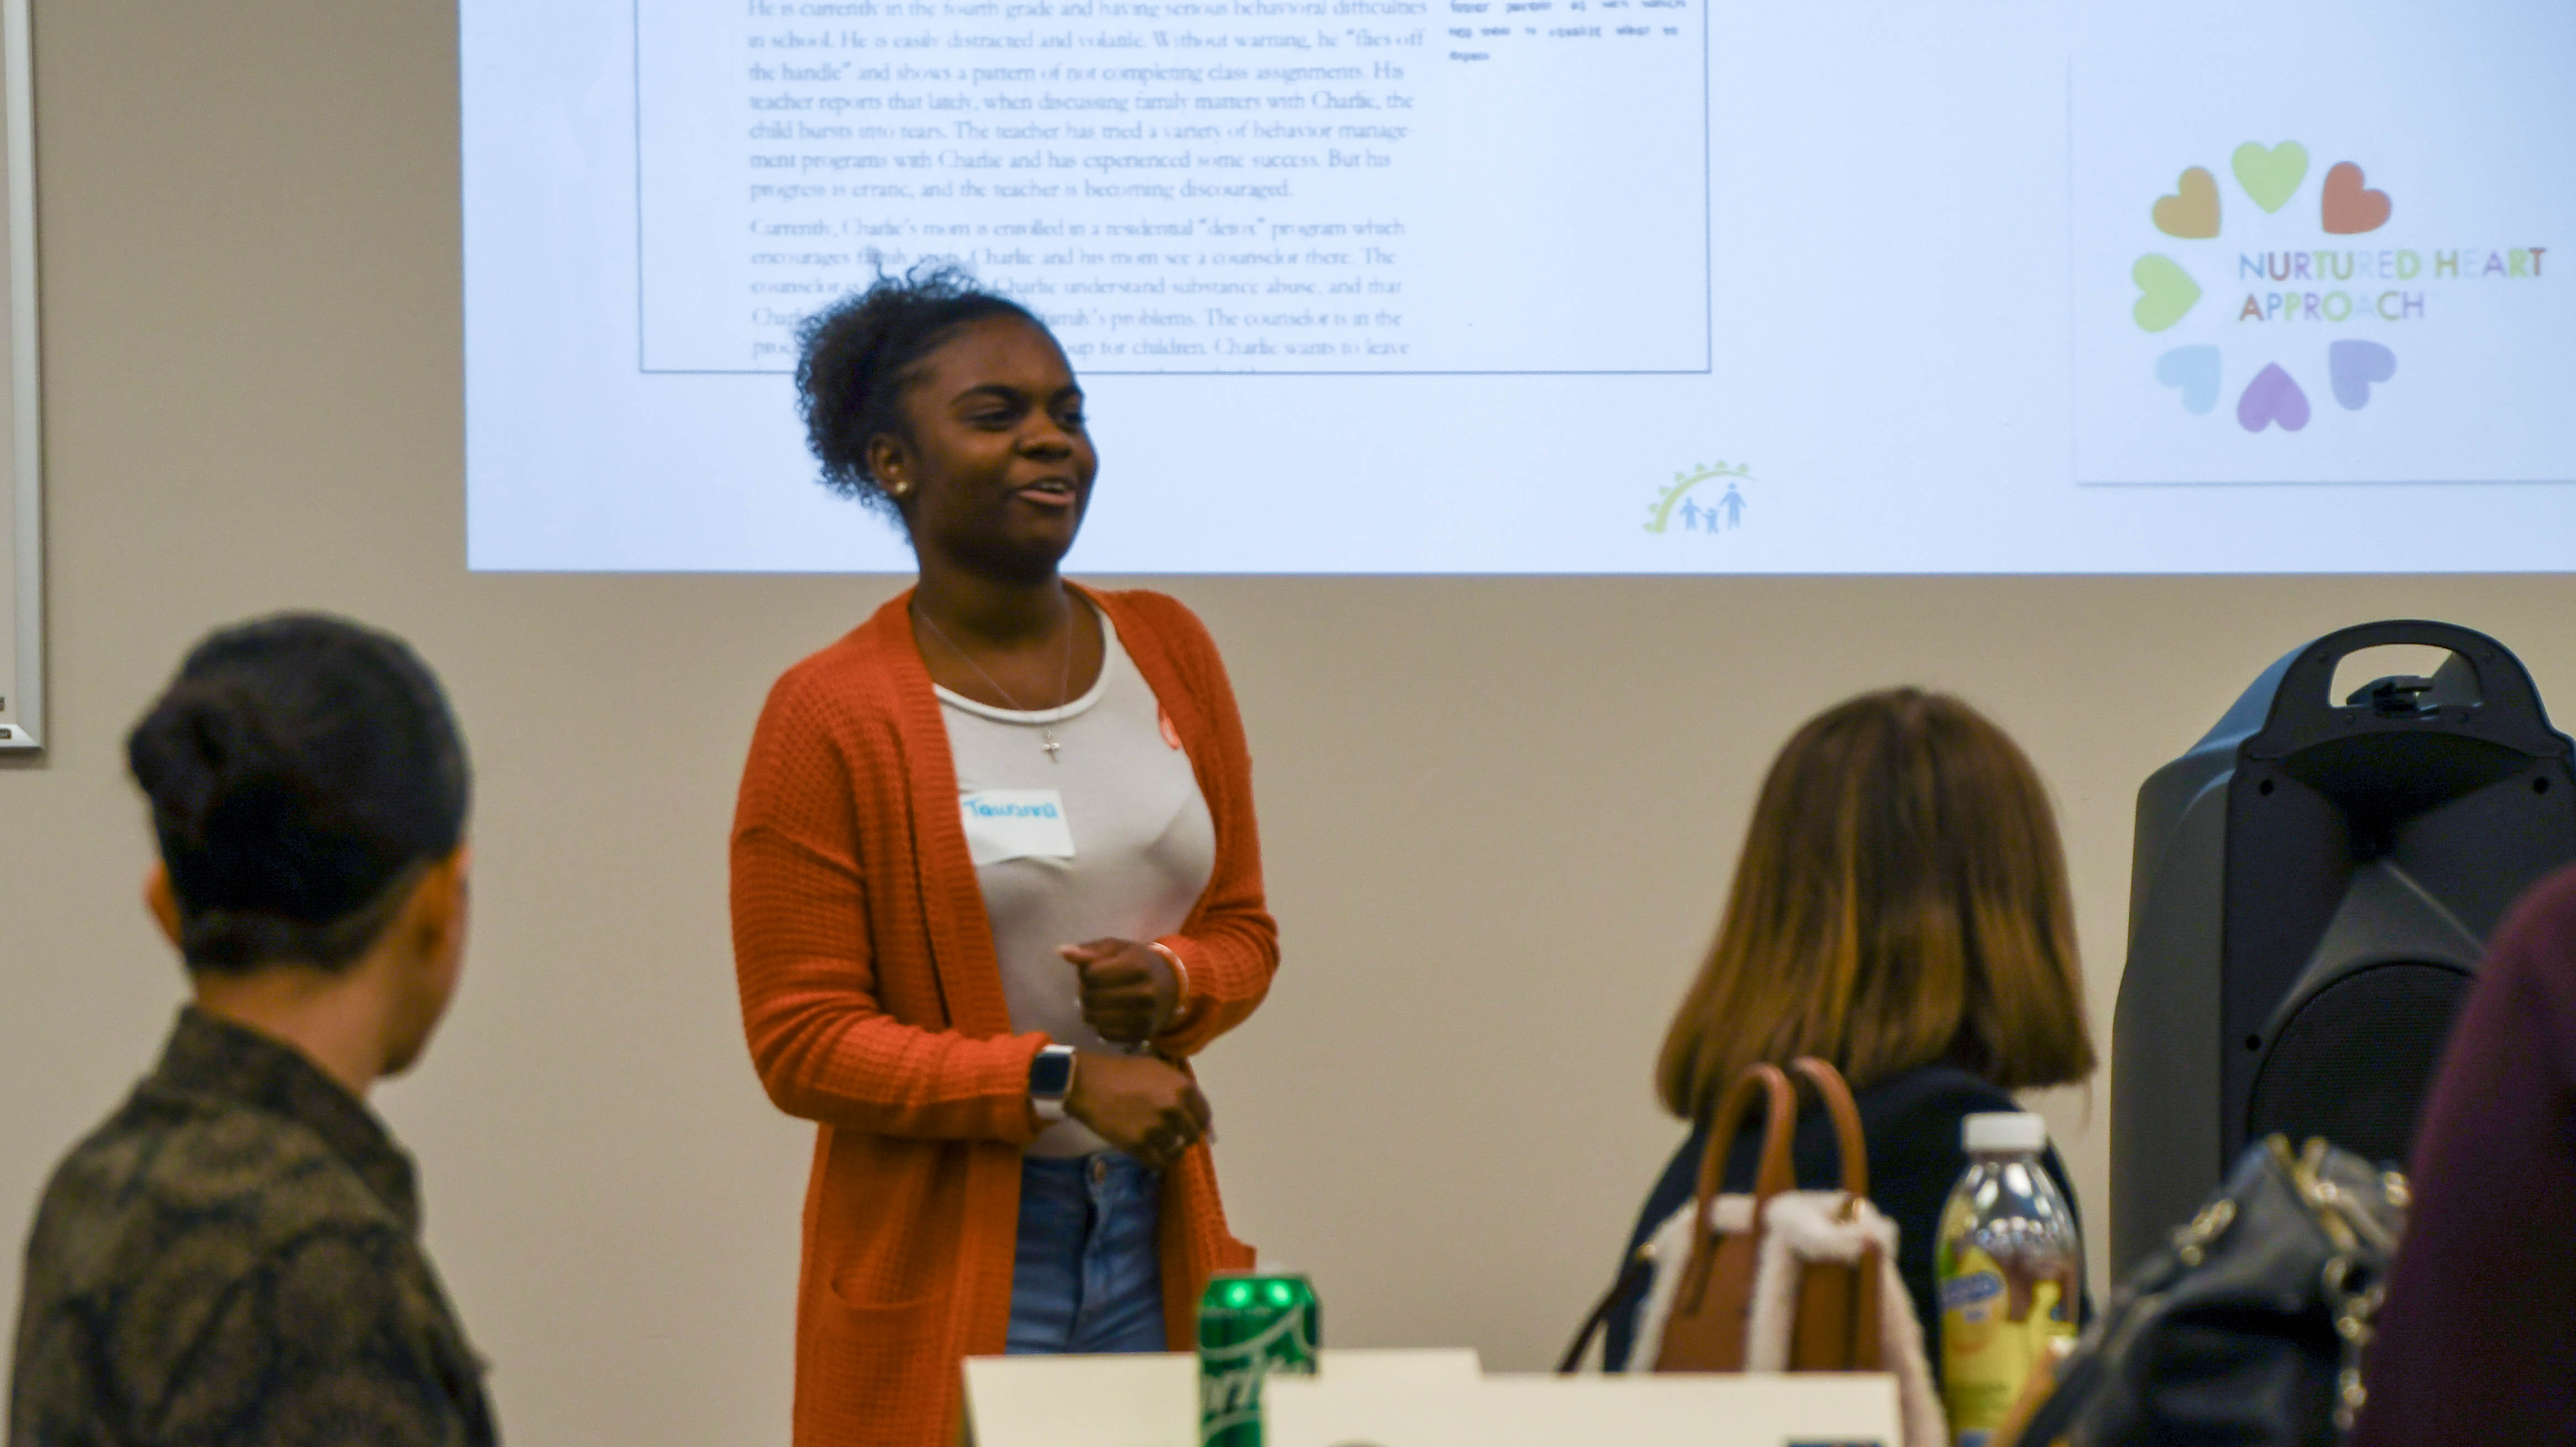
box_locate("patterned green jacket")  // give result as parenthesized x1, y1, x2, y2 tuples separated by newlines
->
(9, 1007, 498, 1446)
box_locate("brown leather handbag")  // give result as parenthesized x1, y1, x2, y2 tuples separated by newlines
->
(1563, 1057, 1885, 1374)
(1655, 1057, 1882, 1372)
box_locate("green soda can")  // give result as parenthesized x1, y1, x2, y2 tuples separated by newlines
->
(1196, 1271, 1320, 1447)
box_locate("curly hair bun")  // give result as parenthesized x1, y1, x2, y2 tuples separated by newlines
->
(794, 263, 1046, 518)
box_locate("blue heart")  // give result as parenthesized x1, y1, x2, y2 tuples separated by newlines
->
(2155, 346, 2222, 416)
(2329, 340, 2396, 410)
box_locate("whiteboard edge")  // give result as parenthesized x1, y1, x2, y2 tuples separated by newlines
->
(3, 0, 39, 753)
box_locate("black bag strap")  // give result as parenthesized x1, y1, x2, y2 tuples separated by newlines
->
(1555, 1245, 1654, 1373)
(1558, 1061, 1810, 1375)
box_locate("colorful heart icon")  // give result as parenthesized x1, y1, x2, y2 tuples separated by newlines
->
(2321, 161, 2392, 235)
(2237, 363, 2311, 433)
(2152, 166, 2221, 239)
(2132, 254, 2202, 333)
(2328, 340, 2396, 410)
(2232, 141, 2309, 214)
(2156, 345, 2222, 415)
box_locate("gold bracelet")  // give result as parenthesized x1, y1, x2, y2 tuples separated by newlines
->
(1150, 941, 1191, 1016)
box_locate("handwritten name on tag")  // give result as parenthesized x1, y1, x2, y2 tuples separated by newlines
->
(960, 789, 1076, 866)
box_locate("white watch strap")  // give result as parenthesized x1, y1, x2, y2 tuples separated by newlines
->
(1032, 1045, 1076, 1123)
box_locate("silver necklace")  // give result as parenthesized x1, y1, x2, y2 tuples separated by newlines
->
(915, 604, 1077, 763)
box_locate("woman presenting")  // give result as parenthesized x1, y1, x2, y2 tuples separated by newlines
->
(731, 268, 1277, 1447)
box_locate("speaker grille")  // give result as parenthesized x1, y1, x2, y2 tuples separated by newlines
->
(2247, 962, 2473, 1168)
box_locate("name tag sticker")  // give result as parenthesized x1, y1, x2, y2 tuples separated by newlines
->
(960, 789, 1076, 866)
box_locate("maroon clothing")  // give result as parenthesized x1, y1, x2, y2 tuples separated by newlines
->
(2350, 864, 2576, 1447)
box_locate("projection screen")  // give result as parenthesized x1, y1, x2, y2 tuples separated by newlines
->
(462, 0, 2575, 574)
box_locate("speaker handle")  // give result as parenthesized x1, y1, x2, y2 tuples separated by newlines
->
(2251, 620, 2565, 758)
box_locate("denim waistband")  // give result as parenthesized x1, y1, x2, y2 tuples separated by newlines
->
(1020, 1151, 1160, 1196)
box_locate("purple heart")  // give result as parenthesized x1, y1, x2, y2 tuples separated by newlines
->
(2237, 363, 2311, 433)
(2329, 340, 2396, 410)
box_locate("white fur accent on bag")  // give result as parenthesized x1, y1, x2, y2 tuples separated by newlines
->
(1621, 1193, 1755, 1372)
(1740, 1192, 1945, 1447)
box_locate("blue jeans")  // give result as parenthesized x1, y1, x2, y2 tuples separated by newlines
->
(1007, 1153, 1167, 1354)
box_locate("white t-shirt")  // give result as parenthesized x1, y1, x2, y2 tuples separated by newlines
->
(937, 606, 1217, 1157)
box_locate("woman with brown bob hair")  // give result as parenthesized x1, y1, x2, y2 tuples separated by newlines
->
(1597, 687, 2097, 1372)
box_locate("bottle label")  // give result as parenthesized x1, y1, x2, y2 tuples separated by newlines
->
(1938, 1244, 2075, 1447)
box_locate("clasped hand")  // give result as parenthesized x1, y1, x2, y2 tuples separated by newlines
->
(1064, 1052, 1212, 1171)
(1056, 938, 1205, 1169)
(1058, 937, 1179, 1044)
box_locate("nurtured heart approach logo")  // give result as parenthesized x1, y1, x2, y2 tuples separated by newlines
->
(2129, 140, 2547, 434)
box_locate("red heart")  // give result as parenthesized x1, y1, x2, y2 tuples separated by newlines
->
(2321, 161, 2391, 235)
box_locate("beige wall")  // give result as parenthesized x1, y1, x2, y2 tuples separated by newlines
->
(4, 2, 2572, 1442)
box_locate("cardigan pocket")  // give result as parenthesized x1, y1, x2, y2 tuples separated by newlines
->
(826, 1263, 945, 1317)
(799, 1283, 951, 1438)
(816, 1277, 947, 1360)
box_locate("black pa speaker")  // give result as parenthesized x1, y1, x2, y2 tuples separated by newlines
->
(2111, 620, 2576, 1274)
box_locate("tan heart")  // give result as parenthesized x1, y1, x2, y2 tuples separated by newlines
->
(2152, 166, 2220, 239)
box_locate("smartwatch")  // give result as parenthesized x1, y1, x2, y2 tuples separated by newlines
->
(1030, 1045, 1077, 1122)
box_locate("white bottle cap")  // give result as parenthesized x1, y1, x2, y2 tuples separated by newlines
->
(1963, 1112, 2048, 1154)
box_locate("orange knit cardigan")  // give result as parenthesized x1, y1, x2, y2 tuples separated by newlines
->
(730, 586, 1275, 1447)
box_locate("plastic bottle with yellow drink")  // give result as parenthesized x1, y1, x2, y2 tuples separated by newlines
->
(1935, 1112, 2080, 1447)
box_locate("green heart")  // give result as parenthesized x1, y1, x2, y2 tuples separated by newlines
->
(2232, 140, 2309, 213)
(2132, 254, 2202, 333)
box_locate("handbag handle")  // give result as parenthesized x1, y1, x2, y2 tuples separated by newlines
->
(1669, 1064, 1796, 1311)
(1693, 1063, 1797, 1230)
(1788, 1057, 1870, 1201)
(1555, 1063, 1794, 1376)
(1557, 1060, 1867, 1375)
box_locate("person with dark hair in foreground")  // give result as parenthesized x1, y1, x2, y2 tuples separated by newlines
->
(1600, 689, 2097, 1374)
(734, 265, 1277, 1447)
(8, 614, 494, 1447)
